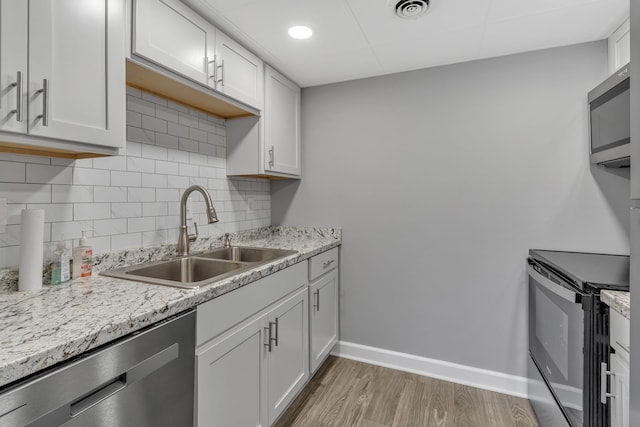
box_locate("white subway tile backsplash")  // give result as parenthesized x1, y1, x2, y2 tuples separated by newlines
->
(127, 95, 155, 116)
(0, 87, 271, 267)
(94, 187, 128, 203)
(127, 187, 155, 202)
(127, 157, 155, 173)
(141, 115, 168, 133)
(127, 126, 155, 145)
(27, 203, 73, 223)
(52, 185, 92, 203)
(1, 183, 51, 203)
(155, 105, 180, 123)
(155, 188, 179, 202)
(111, 171, 142, 187)
(155, 160, 179, 175)
(141, 144, 168, 161)
(141, 173, 167, 188)
(111, 202, 142, 218)
(93, 155, 127, 171)
(26, 164, 72, 185)
(111, 233, 142, 251)
(128, 216, 156, 233)
(141, 91, 168, 106)
(0, 161, 25, 182)
(167, 122, 189, 138)
(73, 167, 111, 186)
(143, 202, 168, 217)
(179, 138, 199, 153)
(94, 218, 127, 236)
(74, 203, 111, 220)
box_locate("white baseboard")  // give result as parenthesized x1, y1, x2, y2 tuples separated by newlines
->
(331, 341, 528, 398)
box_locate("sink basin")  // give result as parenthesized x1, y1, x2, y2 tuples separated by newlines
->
(198, 246, 297, 263)
(128, 257, 244, 283)
(101, 246, 297, 290)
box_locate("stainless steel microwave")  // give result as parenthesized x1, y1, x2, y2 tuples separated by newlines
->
(588, 63, 630, 167)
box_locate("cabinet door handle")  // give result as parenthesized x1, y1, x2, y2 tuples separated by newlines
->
(313, 290, 320, 311)
(35, 79, 49, 126)
(217, 59, 224, 87)
(322, 259, 335, 269)
(268, 146, 274, 167)
(264, 325, 273, 352)
(600, 362, 616, 403)
(9, 71, 23, 122)
(208, 56, 217, 83)
(272, 317, 279, 347)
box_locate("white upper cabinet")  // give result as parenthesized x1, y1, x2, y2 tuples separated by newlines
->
(131, 0, 263, 110)
(0, 0, 125, 155)
(0, 0, 28, 135)
(608, 18, 630, 74)
(214, 30, 264, 109)
(133, 0, 215, 86)
(264, 65, 301, 176)
(28, 0, 124, 147)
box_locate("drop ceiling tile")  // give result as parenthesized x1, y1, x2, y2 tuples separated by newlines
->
(346, 0, 492, 45)
(482, 1, 630, 57)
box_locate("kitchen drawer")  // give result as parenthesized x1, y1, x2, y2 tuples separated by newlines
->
(309, 247, 339, 281)
(197, 262, 307, 347)
(610, 309, 630, 364)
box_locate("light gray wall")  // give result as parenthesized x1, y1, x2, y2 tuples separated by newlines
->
(272, 41, 631, 377)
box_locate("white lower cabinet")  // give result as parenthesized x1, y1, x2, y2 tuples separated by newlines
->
(197, 314, 268, 427)
(267, 288, 309, 425)
(610, 352, 629, 427)
(309, 269, 339, 373)
(609, 309, 630, 427)
(196, 262, 309, 427)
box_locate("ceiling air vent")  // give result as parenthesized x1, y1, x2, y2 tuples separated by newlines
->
(394, 0, 430, 19)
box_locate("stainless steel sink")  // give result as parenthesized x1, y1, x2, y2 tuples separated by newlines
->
(101, 246, 297, 289)
(198, 246, 297, 263)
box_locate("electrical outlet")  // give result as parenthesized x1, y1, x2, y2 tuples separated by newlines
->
(247, 198, 255, 213)
(0, 198, 6, 234)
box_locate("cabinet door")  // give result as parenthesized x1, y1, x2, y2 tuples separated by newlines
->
(610, 353, 630, 427)
(0, 0, 27, 134)
(309, 269, 339, 373)
(197, 314, 268, 427)
(264, 66, 301, 177)
(28, 0, 125, 148)
(215, 30, 264, 109)
(133, 0, 215, 86)
(267, 287, 309, 425)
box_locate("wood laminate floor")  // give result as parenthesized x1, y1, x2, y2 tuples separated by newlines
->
(276, 356, 539, 427)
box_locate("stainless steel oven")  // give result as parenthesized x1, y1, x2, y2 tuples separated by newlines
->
(527, 250, 629, 427)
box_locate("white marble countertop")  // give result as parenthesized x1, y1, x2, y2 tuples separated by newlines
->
(0, 226, 341, 389)
(601, 290, 630, 320)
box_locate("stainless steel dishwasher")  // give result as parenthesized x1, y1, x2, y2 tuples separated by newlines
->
(0, 309, 195, 427)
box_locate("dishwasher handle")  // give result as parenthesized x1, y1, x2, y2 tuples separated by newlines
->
(69, 342, 179, 418)
(70, 375, 126, 417)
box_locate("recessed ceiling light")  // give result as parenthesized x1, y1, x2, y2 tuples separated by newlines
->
(288, 26, 313, 40)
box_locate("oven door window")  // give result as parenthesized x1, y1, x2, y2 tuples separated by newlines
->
(529, 271, 585, 425)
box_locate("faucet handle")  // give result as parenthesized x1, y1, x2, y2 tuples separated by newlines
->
(224, 233, 232, 248)
(189, 221, 199, 242)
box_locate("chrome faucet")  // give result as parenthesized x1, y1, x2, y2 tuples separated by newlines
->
(178, 185, 219, 256)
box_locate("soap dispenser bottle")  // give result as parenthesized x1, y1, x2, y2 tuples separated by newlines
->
(73, 230, 93, 278)
(51, 238, 71, 285)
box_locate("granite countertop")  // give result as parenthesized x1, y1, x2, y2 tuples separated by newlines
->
(0, 226, 341, 389)
(601, 290, 630, 320)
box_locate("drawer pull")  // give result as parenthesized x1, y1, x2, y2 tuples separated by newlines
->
(322, 259, 335, 269)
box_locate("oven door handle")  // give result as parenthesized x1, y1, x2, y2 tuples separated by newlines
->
(527, 264, 581, 303)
